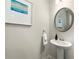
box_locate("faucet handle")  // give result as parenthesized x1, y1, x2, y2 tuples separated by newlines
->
(59, 38, 64, 41)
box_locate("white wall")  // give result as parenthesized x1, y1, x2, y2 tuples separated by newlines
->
(49, 0, 57, 59)
(5, 0, 49, 59)
(49, 0, 74, 59)
(5, 0, 74, 59)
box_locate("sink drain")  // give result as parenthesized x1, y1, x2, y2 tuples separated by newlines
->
(46, 55, 55, 59)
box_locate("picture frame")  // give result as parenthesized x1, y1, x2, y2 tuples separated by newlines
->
(5, 0, 32, 25)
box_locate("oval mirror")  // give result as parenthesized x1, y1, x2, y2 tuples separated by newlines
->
(54, 8, 74, 32)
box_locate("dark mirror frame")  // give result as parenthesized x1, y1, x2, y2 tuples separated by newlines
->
(54, 7, 74, 32)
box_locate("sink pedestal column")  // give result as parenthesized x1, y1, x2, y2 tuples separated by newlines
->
(57, 47, 64, 59)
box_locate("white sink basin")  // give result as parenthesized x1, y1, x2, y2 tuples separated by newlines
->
(50, 39, 72, 59)
(50, 39, 72, 48)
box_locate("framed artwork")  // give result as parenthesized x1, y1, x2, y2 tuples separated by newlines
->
(5, 0, 32, 25)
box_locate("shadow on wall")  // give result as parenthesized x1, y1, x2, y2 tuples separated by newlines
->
(6, 23, 32, 28)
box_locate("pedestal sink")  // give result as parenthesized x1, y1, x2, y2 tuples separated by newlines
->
(50, 39, 72, 59)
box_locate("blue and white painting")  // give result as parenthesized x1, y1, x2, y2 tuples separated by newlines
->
(11, 0, 28, 14)
(56, 18, 64, 28)
(6, 0, 32, 25)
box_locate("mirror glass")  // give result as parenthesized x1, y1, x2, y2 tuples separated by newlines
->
(54, 8, 74, 32)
